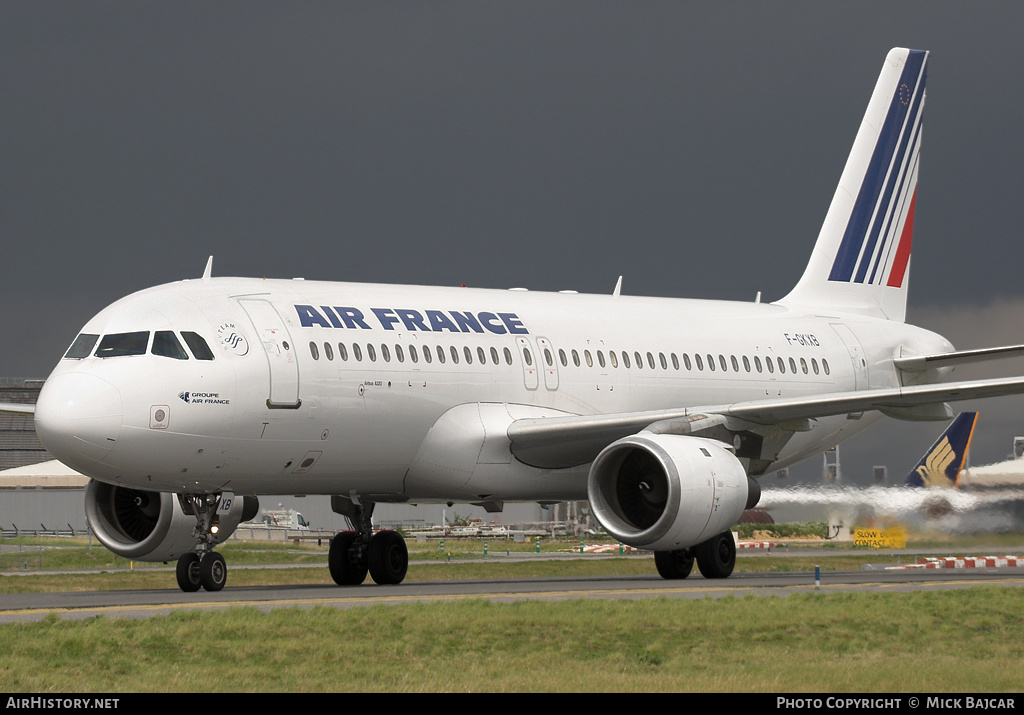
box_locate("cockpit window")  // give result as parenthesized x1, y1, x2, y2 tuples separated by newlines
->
(181, 331, 215, 360)
(64, 333, 99, 359)
(95, 332, 150, 358)
(152, 331, 189, 360)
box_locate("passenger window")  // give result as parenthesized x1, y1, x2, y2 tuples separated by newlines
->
(96, 331, 150, 358)
(465, 346, 473, 364)
(491, 347, 499, 365)
(659, 353, 667, 370)
(409, 345, 418, 363)
(707, 354, 715, 371)
(621, 351, 630, 369)
(800, 357, 808, 374)
(766, 357, 774, 373)
(647, 352, 655, 369)
(789, 357, 797, 374)
(823, 359, 830, 375)
(754, 356, 762, 372)
(597, 351, 606, 368)
(609, 351, 618, 368)
(324, 342, 334, 361)
(671, 353, 679, 370)
(777, 357, 785, 373)
(503, 347, 513, 365)
(522, 348, 532, 366)
(381, 344, 391, 362)
(742, 356, 750, 372)
(719, 355, 727, 371)
(152, 331, 188, 360)
(422, 345, 432, 363)
(181, 332, 215, 360)
(634, 352, 643, 369)
(559, 349, 568, 367)
(584, 350, 593, 367)
(353, 343, 363, 361)
(64, 334, 99, 359)
(367, 344, 377, 362)
(543, 348, 553, 366)
(683, 353, 692, 370)
(436, 345, 445, 364)
(477, 347, 486, 364)
(450, 346, 459, 364)
(339, 343, 348, 361)
(694, 354, 702, 371)
(811, 358, 818, 374)
(731, 355, 739, 372)
(309, 342, 320, 360)
(396, 344, 404, 363)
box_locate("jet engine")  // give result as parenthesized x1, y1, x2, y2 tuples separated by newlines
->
(84, 480, 258, 562)
(587, 434, 751, 552)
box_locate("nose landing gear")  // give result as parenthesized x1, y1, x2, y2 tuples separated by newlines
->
(175, 493, 230, 593)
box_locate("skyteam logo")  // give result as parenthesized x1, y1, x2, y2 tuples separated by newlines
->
(829, 49, 927, 290)
(217, 322, 250, 356)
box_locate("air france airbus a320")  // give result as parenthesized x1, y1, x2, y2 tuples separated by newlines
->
(6, 48, 1024, 592)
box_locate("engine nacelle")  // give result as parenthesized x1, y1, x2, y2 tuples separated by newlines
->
(587, 434, 749, 552)
(84, 480, 257, 562)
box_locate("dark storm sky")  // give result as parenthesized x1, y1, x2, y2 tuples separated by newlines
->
(4, 2, 1024, 483)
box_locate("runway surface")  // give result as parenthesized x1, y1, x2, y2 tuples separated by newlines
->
(2, 564, 1023, 622)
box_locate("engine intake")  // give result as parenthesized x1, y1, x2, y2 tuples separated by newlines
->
(587, 434, 749, 552)
(84, 480, 255, 562)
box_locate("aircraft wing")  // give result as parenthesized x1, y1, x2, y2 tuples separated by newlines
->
(508, 375, 1024, 469)
(0, 403, 35, 416)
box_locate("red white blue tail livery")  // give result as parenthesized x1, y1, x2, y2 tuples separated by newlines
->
(782, 48, 927, 321)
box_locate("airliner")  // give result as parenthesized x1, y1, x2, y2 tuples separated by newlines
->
(6, 47, 1024, 592)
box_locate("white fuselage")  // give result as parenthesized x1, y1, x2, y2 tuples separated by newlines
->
(33, 276, 953, 502)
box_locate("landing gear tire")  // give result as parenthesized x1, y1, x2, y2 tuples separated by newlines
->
(368, 530, 409, 585)
(695, 531, 736, 579)
(176, 553, 202, 592)
(329, 531, 368, 586)
(654, 548, 694, 579)
(199, 552, 227, 592)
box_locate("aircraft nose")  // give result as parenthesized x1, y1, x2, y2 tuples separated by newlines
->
(34, 372, 123, 467)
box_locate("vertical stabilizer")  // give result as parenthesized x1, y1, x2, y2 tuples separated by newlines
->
(779, 48, 928, 322)
(905, 412, 977, 488)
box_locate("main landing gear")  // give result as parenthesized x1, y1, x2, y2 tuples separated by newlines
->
(175, 493, 230, 593)
(654, 530, 736, 580)
(328, 496, 409, 586)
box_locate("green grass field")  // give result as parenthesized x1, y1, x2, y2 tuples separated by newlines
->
(3, 529, 1023, 692)
(2, 590, 1023, 692)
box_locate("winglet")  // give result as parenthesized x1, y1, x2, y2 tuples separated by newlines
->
(612, 276, 622, 297)
(905, 412, 978, 488)
(202, 256, 213, 280)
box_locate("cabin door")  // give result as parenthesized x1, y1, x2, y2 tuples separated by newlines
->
(239, 298, 301, 408)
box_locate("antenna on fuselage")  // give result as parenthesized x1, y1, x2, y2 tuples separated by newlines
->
(202, 256, 213, 280)
(612, 276, 622, 297)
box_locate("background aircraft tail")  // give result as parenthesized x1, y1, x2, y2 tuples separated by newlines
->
(905, 412, 977, 488)
(779, 48, 928, 322)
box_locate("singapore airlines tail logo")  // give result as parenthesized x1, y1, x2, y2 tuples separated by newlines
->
(915, 437, 957, 488)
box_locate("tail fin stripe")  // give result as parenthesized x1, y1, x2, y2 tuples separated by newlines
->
(854, 70, 926, 285)
(886, 188, 917, 288)
(867, 126, 922, 285)
(828, 50, 928, 284)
